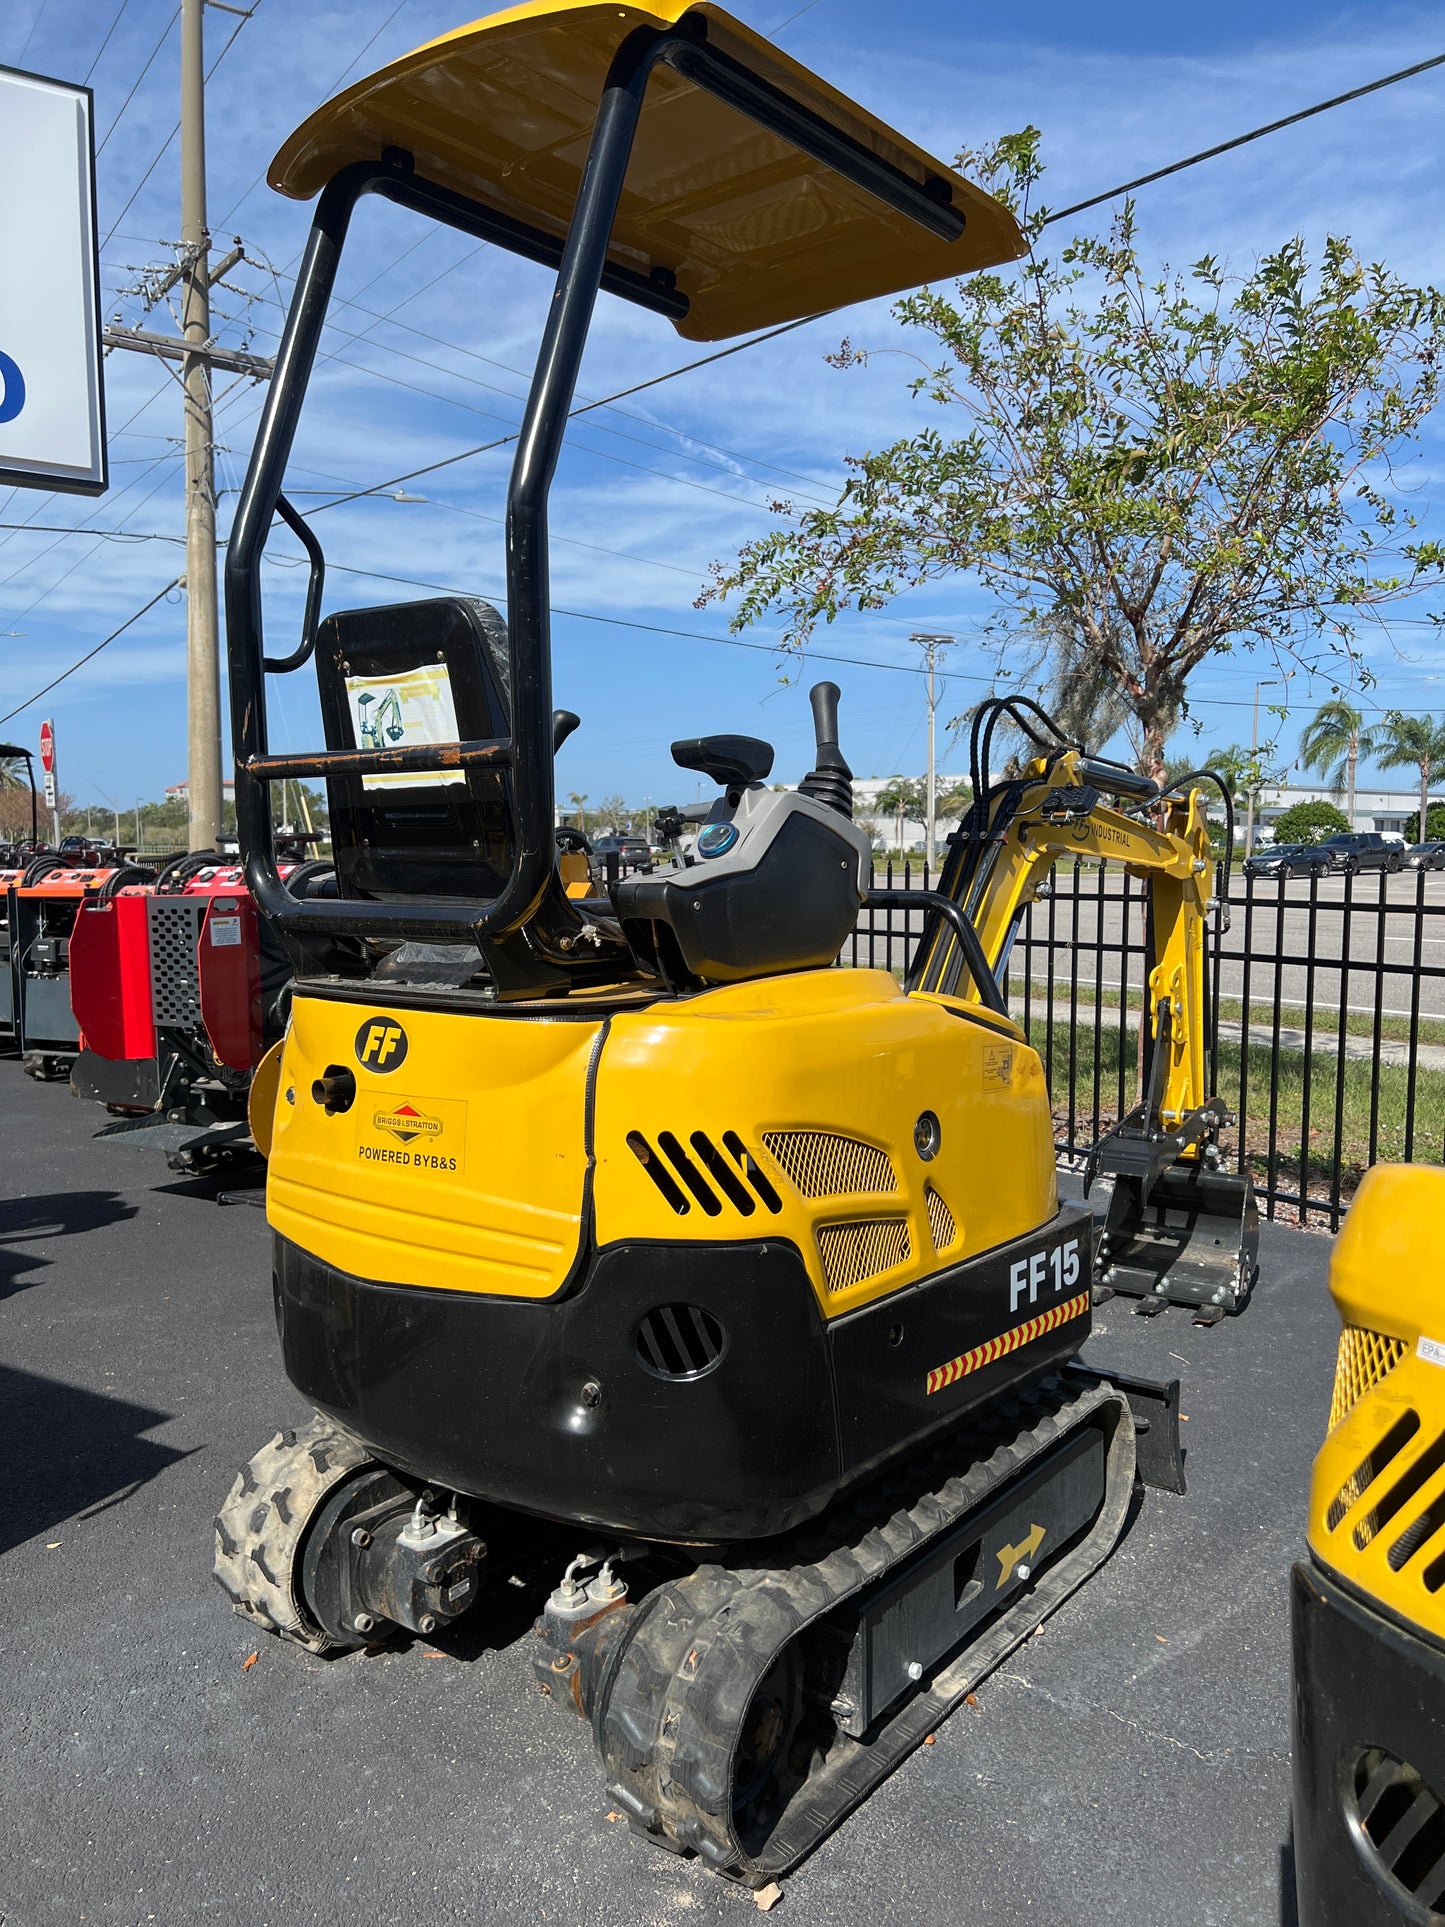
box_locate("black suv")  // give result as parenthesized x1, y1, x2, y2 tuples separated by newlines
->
(1319, 832, 1404, 875)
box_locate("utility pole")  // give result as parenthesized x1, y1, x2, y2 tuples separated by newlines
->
(181, 0, 221, 854)
(911, 634, 952, 873)
(1244, 673, 1291, 858)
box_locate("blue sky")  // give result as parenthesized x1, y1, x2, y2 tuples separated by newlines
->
(5, 0, 1445, 816)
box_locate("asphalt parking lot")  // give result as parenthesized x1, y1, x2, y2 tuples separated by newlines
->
(1, 1055, 1336, 1927)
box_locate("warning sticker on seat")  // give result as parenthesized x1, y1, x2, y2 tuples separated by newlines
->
(344, 663, 464, 790)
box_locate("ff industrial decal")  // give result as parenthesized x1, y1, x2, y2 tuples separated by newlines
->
(355, 1016, 409, 1073)
(354, 1090, 467, 1177)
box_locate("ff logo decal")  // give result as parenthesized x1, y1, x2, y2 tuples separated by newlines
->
(355, 1016, 409, 1072)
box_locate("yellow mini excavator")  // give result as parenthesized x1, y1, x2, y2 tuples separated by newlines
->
(1292, 1165, 1445, 1925)
(214, 2, 1256, 1884)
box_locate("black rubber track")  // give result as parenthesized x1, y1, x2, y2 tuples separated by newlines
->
(598, 1374, 1135, 1884)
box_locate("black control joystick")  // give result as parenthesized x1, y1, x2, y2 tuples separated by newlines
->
(798, 681, 853, 818)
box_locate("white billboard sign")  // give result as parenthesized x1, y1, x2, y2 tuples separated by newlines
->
(0, 65, 107, 495)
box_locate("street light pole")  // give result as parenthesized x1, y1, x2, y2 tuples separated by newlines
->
(1248, 678, 1279, 859)
(910, 633, 953, 873)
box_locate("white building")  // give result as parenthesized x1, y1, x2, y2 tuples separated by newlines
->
(1254, 783, 1437, 839)
(165, 778, 236, 802)
(854, 774, 969, 854)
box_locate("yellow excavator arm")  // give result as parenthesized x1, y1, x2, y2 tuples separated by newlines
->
(908, 702, 1257, 1320)
(959, 751, 1212, 1130)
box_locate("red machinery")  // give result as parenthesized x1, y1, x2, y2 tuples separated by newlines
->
(69, 850, 327, 1170)
(8, 850, 141, 1079)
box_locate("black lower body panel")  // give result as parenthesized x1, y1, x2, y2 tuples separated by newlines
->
(274, 1204, 1094, 1545)
(1291, 1559, 1445, 1924)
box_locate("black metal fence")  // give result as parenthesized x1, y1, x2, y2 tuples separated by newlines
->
(848, 859, 1445, 1231)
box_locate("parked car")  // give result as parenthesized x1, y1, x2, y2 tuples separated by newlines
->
(1406, 839, 1445, 870)
(590, 833, 653, 876)
(1317, 831, 1404, 875)
(1244, 842, 1335, 881)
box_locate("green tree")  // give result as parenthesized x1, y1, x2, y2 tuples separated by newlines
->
(0, 751, 28, 790)
(701, 131, 1445, 779)
(871, 774, 971, 852)
(1372, 713, 1445, 840)
(1270, 798, 1351, 845)
(1205, 743, 1282, 813)
(1402, 802, 1445, 842)
(567, 790, 588, 831)
(1299, 698, 1372, 823)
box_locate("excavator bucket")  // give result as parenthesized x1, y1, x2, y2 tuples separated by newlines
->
(1091, 1160, 1259, 1320)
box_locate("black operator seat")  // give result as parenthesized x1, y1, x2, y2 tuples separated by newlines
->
(313, 596, 514, 903)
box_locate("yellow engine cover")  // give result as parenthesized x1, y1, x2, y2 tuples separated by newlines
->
(1307, 1163, 1445, 1639)
(594, 969, 1055, 1314)
(265, 968, 1058, 1314)
(269, 992, 603, 1297)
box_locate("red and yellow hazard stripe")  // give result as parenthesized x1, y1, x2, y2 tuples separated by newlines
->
(925, 1290, 1089, 1396)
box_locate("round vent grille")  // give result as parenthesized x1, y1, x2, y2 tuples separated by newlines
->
(1351, 1746, 1445, 1912)
(635, 1304, 726, 1380)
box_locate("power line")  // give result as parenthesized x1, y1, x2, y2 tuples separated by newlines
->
(1043, 48, 1445, 226)
(85, 0, 142, 84)
(240, 277, 838, 502)
(96, 6, 178, 158)
(214, 0, 414, 229)
(0, 577, 180, 726)
(305, 315, 821, 514)
(17, 0, 52, 62)
(101, 1, 256, 248)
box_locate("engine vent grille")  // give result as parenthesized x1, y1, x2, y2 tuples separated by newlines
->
(762, 1131, 897, 1199)
(925, 1184, 957, 1253)
(626, 1130, 782, 1218)
(1350, 1748, 1445, 1914)
(816, 1218, 911, 1294)
(1330, 1325, 1407, 1430)
(1326, 1410, 1421, 1534)
(148, 899, 204, 1029)
(635, 1304, 726, 1379)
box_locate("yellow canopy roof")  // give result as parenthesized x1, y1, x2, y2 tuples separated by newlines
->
(269, 0, 1026, 342)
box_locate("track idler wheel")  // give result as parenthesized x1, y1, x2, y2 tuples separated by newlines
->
(213, 1414, 486, 1653)
(214, 1415, 373, 1653)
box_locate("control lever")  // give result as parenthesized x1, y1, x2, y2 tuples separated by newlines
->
(798, 681, 853, 819)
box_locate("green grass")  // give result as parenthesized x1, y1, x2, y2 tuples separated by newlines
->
(1015, 976, 1445, 1049)
(1025, 1014, 1445, 1199)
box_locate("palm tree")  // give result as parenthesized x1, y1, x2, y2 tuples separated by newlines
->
(1372, 713, 1445, 841)
(566, 790, 588, 830)
(1299, 698, 1372, 826)
(0, 751, 27, 790)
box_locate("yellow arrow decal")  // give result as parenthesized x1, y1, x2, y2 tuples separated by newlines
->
(995, 1521, 1046, 1590)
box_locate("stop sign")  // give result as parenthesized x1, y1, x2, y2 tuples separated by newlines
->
(38, 719, 54, 775)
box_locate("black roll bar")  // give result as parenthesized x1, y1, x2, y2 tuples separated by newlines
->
(226, 18, 971, 948)
(867, 889, 1009, 1015)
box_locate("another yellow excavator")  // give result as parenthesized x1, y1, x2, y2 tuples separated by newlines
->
(1292, 1165, 1445, 1925)
(214, 2, 1255, 1883)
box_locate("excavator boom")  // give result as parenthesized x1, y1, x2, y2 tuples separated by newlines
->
(913, 698, 1258, 1319)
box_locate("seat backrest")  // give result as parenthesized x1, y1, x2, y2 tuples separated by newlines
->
(314, 597, 513, 902)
